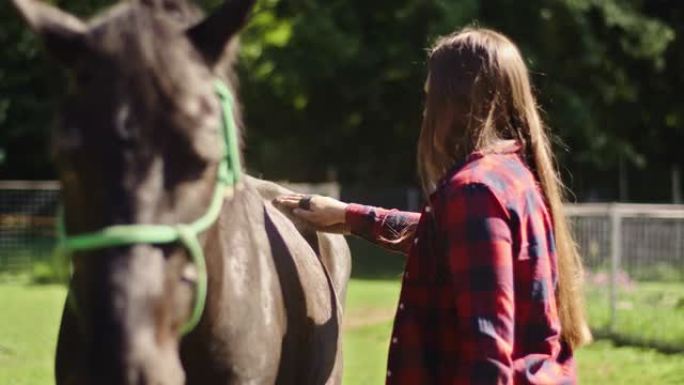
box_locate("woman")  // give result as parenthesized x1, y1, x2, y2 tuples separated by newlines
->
(276, 28, 591, 384)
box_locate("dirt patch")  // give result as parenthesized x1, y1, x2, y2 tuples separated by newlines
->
(0, 344, 13, 356)
(343, 307, 395, 331)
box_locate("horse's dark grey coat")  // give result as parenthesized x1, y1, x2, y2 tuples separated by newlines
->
(57, 179, 351, 385)
(11, 0, 351, 384)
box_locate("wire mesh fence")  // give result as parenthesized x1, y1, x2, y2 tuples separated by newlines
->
(568, 203, 684, 352)
(1, 184, 684, 349)
(570, 204, 684, 281)
(0, 182, 59, 273)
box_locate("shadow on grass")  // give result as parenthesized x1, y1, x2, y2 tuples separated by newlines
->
(346, 237, 405, 280)
(348, 235, 684, 358)
(592, 328, 684, 356)
(340, 185, 415, 281)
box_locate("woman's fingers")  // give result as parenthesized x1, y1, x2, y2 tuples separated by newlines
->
(274, 194, 348, 229)
(274, 194, 305, 209)
(276, 194, 304, 202)
(276, 199, 297, 209)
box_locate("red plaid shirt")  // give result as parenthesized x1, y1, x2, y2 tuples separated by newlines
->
(346, 142, 576, 385)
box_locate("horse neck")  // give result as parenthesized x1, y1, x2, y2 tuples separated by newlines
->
(200, 182, 256, 284)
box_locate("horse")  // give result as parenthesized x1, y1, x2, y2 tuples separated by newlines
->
(10, 0, 352, 384)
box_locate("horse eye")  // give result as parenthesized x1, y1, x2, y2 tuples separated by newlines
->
(115, 105, 136, 140)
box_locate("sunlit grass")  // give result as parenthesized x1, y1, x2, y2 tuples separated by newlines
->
(343, 279, 684, 385)
(0, 283, 65, 385)
(2, 279, 684, 384)
(585, 281, 684, 349)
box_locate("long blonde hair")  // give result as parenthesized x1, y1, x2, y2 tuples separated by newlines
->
(419, 28, 591, 349)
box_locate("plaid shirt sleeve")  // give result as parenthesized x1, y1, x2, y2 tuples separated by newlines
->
(437, 183, 515, 385)
(345, 203, 422, 255)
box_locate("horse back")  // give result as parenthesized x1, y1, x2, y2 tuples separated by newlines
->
(247, 176, 352, 305)
(185, 177, 350, 385)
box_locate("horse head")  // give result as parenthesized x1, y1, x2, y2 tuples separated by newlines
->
(11, 0, 254, 383)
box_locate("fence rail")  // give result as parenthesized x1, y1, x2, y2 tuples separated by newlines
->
(566, 203, 684, 350)
(2, 184, 684, 349)
(0, 182, 59, 273)
(567, 202, 684, 218)
(2, 185, 684, 275)
(567, 203, 684, 279)
(0, 181, 340, 273)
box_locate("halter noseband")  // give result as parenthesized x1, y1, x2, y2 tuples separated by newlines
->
(57, 81, 241, 335)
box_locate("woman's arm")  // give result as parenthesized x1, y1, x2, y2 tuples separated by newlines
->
(438, 183, 515, 384)
(274, 194, 421, 255)
(345, 204, 420, 255)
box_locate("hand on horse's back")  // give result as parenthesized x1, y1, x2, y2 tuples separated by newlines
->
(274, 194, 349, 234)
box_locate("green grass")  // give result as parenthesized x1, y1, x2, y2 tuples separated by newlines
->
(346, 278, 402, 311)
(2, 279, 684, 384)
(342, 279, 684, 385)
(585, 281, 684, 350)
(578, 340, 684, 384)
(342, 280, 401, 385)
(0, 283, 66, 385)
(344, 320, 684, 385)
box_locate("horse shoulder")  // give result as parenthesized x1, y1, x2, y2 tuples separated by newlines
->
(245, 175, 351, 308)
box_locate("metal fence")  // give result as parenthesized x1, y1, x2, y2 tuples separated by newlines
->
(0, 181, 59, 273)
(568, 204, 684, 279)
(0, 181, 339, 273)
(568, 203, 684, 351)
(2, 183, 684, 349)
(3, 183, 683, 277)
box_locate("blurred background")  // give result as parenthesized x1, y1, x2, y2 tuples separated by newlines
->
(1, 0, 683, 384)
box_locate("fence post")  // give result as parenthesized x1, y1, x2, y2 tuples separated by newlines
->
(609, 203, 622, 333)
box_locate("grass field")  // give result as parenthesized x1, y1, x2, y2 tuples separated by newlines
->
(585, 281, 684, 350)
(0, 283, 65, 385)
(2, 279, 684, 384)
(344, 280, 684, 385)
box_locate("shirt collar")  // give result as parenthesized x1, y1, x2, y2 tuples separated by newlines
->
(434, 140, 522, 192)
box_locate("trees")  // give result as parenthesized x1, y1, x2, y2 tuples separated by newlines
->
(237, 0, 466, 184)
(475, 0, 678, 200)
(0, 0, 681, 201)
(0, 0, 117, 179)
(237, 0, 681, 200)
(1, 0, 58, 179)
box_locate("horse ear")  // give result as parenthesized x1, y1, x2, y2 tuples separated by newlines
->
(186, 0, 256, 66)
(11, 0, 88, 64)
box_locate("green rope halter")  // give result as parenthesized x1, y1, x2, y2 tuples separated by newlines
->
(57, 81, 241, 335)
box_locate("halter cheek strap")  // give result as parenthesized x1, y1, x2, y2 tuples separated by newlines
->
(57, 81, 241, 335)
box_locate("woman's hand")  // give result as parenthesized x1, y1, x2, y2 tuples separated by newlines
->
(274, 194, 349, 233)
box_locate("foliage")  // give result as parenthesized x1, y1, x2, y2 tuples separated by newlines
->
(0, 0, 682, 200)
(30, 258, 69, 285)
(235, 0, 681, 192)
(236, 0, 464, 184)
